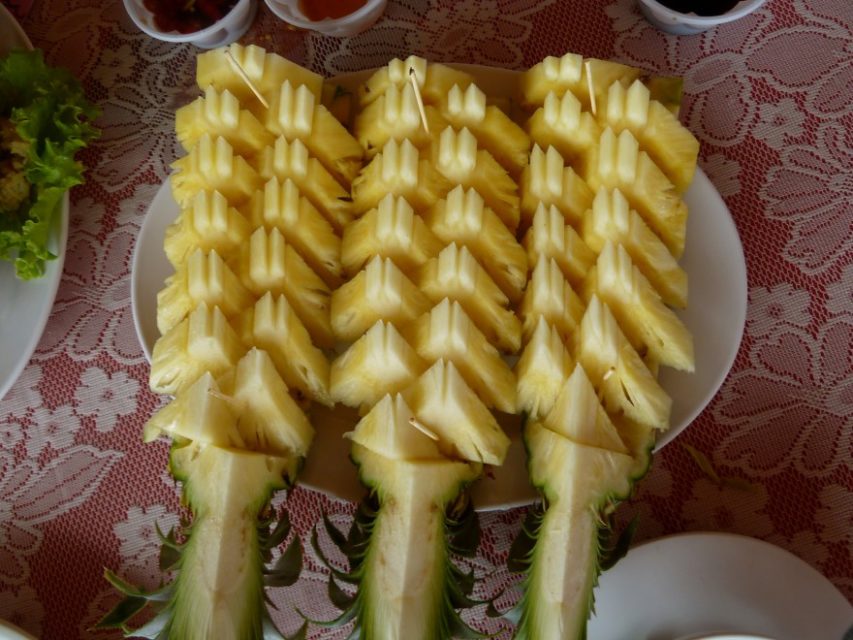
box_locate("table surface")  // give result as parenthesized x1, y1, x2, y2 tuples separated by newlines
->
(1, 0, 851, 638)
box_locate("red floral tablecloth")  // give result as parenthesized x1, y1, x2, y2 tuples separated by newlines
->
(1, 0, 851, 638)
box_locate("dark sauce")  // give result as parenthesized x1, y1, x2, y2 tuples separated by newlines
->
(143, 0, 238, 34)
(656, 0, 741, 16)
(298, 0, 367, 21)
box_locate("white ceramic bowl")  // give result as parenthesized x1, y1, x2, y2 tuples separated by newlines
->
(264, 0, 386, 37)
(637, 0, 767, 35)
(123, 0, 258, 48)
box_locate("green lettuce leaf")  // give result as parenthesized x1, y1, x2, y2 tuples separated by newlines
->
(0, 49, 99, 279)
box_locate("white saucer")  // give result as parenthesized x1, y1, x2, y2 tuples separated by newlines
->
(589, 532, 852, 640)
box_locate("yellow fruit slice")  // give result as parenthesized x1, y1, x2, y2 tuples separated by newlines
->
(164, 190, 251, 268)
(330, 320, 427, 409)
(418, 243, 522, 354)
(234, 226, 334, 348)
(351, 138, 452, 215)
(150, 303, 244, 395)
(582, 187, 687, 308)
(576, 295, 671, 430)
(523, 202, 596, 290)
(265, 80, 363, 187)
(347, 394, 444, 461)
(514, 316, 574, 419)
(243, 177, 342, 288)
(157, 248, 253, 336)
(584, 127, 687, 258)
(519, 255, 586, 345)
(196, 43, 323, 115)
(341, 193, 443, 277)
(601, 79, 699, 192)
(439, 83, 531, 176)
(404, 299, 517, 414)
(404, 359, 510, 466)
(354, 83, 449, 157)
(525, 90, 600, 168)
(331, 255, 432, 343)
(433, 126, 520, 232)
(589, 241, 694, 372)
(233, 292, 332, 407)
(520, 145, 593, 230)
(255, 136, 353, 232)
(171, 134, 261, 207)
(424, 185, 528, 303)
(175, 86, 273, 157)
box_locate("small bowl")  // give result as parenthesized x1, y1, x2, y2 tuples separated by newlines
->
(123, 0, 258, 48)
(264, 0, 387, 37)
(637, 0, 767, 35)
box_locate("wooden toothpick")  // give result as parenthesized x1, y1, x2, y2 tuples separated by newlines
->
(408, 66, 430, 135)
(409, 416, 439, 441)
(584, 60, 597, 116)
(226, 47, 269, 109)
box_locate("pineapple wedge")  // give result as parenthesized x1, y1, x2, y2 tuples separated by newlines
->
(255, 136, 353, 232)
(233, 292, 332, 407)
(164, 190, 251, 268)
(196, 43, 323, 115)
(424, 185, 528, 303)
(584, 127, 687, 258)
(330, 255, 432, 343)
(330, 320, 427, 409)
(357, 56, 474, 107)
(439, 83, 531, 176)
(265, 80, 363, 187)
(525, 90, 600, 167)
(341, 193, 443, 277)
(404, 359, 510, 466)
(602, 79, 699, 192)
(346, 394, 444, 461)
(171, 134, 261, 207)
(583, 187, 687, 308)
(243, 177, 342, 288)
(354, 83, 449, 156)
(351, 138, 453, 215)
(523, 202, 596, 290)
(217, 347, 315, 457)
(576, 295, 671, 430)
(520, 53, 642, 111)
(175, 86, 273, 157)
(433, 126, 520, 232)
(519, 255, 586, 345)
(590, 241, 694, 372)
(157, 248, 253, 336)
(514, 316, 574, 419)
(404, 298, 517, 414)
(418, 243, 522, 354)
(235, 227, 334, 348)
(520, 144, 594, 230)
(142, 371, 243, 447)
(150, 303, 244, 395)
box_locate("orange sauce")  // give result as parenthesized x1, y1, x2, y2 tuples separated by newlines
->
(299, 0, 368, 21)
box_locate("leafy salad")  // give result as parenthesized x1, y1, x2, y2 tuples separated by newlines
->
(0, 49, 98, 280)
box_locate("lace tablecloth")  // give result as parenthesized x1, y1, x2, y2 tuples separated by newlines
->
(1, 0, 851, 637)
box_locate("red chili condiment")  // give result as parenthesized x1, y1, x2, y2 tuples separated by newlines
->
(298, 0, 367, 21)
(143, 0, 238, 34)
(656, 0, 740, 16)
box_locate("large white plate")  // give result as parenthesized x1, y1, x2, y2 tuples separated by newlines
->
(589, 532, 852, 639)
(0, 6, 70, 401)
(131, 67, 747, 509)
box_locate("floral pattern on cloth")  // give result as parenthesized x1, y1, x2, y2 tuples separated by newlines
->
(0, 0, 850, 637)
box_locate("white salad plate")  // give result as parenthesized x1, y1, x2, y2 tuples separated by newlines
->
(131, 65, 748, 509)
(0, 619, 36, 640)
(0, 5, 70, 402)
(588, 532, 852, 640)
